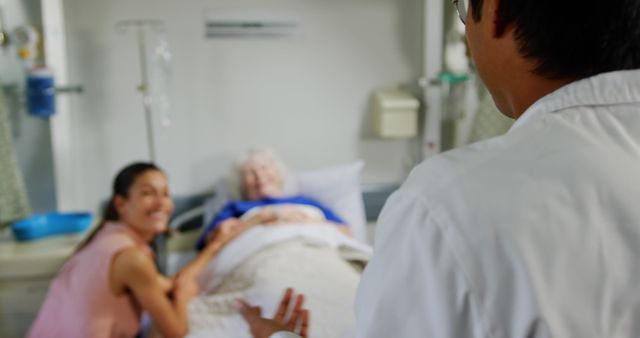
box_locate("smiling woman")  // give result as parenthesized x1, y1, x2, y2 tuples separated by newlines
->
(112, 168, 174, 241)
(27, 162, 246, 338)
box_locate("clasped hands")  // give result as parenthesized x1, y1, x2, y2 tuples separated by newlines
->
(205, 207, 322, 246)
(245, 206, 323, 226)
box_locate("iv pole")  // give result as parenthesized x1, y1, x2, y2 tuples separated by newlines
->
(421, 0, 444, 159)
(116, 20, 165, 163)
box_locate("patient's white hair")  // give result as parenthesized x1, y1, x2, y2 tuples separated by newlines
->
(230, 148, 298, 199)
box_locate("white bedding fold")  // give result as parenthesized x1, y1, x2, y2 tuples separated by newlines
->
(198, 223, 372, 293)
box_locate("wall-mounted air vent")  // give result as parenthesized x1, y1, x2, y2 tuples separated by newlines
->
(206, 10, 299, 38)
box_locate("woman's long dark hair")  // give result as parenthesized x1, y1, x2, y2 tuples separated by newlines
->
(75, 162, 162, 253)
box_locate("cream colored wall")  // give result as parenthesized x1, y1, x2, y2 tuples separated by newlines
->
(59, 0, 423, 212)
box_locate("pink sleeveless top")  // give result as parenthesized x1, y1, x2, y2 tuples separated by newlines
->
(28, 222, 153, 338)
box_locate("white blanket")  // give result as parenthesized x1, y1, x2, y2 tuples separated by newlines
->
(186, 224, 372, 338)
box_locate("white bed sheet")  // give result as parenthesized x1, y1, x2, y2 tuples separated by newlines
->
(182, 224, 372, 338)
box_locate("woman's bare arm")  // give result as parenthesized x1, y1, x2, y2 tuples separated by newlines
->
(111, 247, 195, 338)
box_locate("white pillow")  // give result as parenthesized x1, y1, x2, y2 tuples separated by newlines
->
(295, 160, 367, 243)
(202, 160, 367, 243)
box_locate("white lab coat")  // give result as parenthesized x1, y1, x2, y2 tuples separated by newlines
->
(355, 70, 640, 338)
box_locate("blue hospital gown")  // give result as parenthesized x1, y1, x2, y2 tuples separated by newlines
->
(195, 195, 345, 250)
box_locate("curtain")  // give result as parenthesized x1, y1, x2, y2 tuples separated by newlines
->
(0, 88, 31, 225)
(468, 86, 514, 143)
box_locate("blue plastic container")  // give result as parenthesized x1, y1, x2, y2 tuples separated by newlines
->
(11, 212, 93, 242)
(26, 67, 56, 118)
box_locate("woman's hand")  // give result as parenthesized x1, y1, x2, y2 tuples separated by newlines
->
(182, 217, 254, 287)
(171, 272, 200, 303)
(239, 288, 310, 338)
(206, 217, 247, 248)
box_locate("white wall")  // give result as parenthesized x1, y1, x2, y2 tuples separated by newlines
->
(0, 0, 57, 213)
(61, 0, 423, 212)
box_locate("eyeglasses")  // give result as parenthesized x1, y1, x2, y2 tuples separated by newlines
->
(453, 0, 469, 24)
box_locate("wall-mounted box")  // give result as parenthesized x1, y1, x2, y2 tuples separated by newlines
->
(372, 88, 420, 138)
(206, 10, 299, 38)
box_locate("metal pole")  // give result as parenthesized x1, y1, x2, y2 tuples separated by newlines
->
(135, 26, 157, 163)
(422, 0, 444, 159)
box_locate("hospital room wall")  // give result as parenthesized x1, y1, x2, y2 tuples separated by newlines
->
(0, 0, 57, 213)
(59, 0, 424, 212)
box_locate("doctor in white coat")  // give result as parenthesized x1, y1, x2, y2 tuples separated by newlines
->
(355, 0, 640, 337)
(240, 0, 640, 337)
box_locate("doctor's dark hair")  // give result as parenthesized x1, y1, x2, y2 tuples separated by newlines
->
(75, 162, 162, 253)
(468, 0, 640, 80)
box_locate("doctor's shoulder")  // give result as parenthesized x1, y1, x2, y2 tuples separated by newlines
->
(399, 135, 514, 201)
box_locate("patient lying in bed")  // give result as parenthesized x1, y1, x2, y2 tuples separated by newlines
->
(185, 149, 370, 338)
(196, 149, 351, 251)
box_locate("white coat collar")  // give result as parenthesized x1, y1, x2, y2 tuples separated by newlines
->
(510, 69, 640, 131)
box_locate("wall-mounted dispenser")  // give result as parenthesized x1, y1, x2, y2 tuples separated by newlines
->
(372, 88, 420, 138)
(205, 10, 299, 38)
(26, 66, 55, 118)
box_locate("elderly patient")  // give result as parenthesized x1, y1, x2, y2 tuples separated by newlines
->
(185, 149, 367, 338)
(195, 149, 351, 251)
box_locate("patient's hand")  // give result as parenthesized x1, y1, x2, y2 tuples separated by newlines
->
(271, 205, 321, 224)
(239, 288, 309, 338)
(244, 208, 279, 226)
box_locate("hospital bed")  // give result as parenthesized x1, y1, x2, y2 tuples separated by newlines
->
(155, 161, 396, 338)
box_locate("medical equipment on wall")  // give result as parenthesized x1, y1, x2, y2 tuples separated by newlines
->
(26, 66, 55, 117)
(205, 10, 299, 38)
(371, 88, 420, 138)
(440, 12, 483, 149)
(116, 20, 174, 163)
(418, 2, 481, 153)
(0, 7, 10, 48)
(6, 24, 82, 118)
(12, 25, 39, 70)
(441, 15, 471, 121)
(11, 25, 57, 118)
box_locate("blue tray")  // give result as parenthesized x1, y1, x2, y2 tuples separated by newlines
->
(11, 212, 93, 241)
